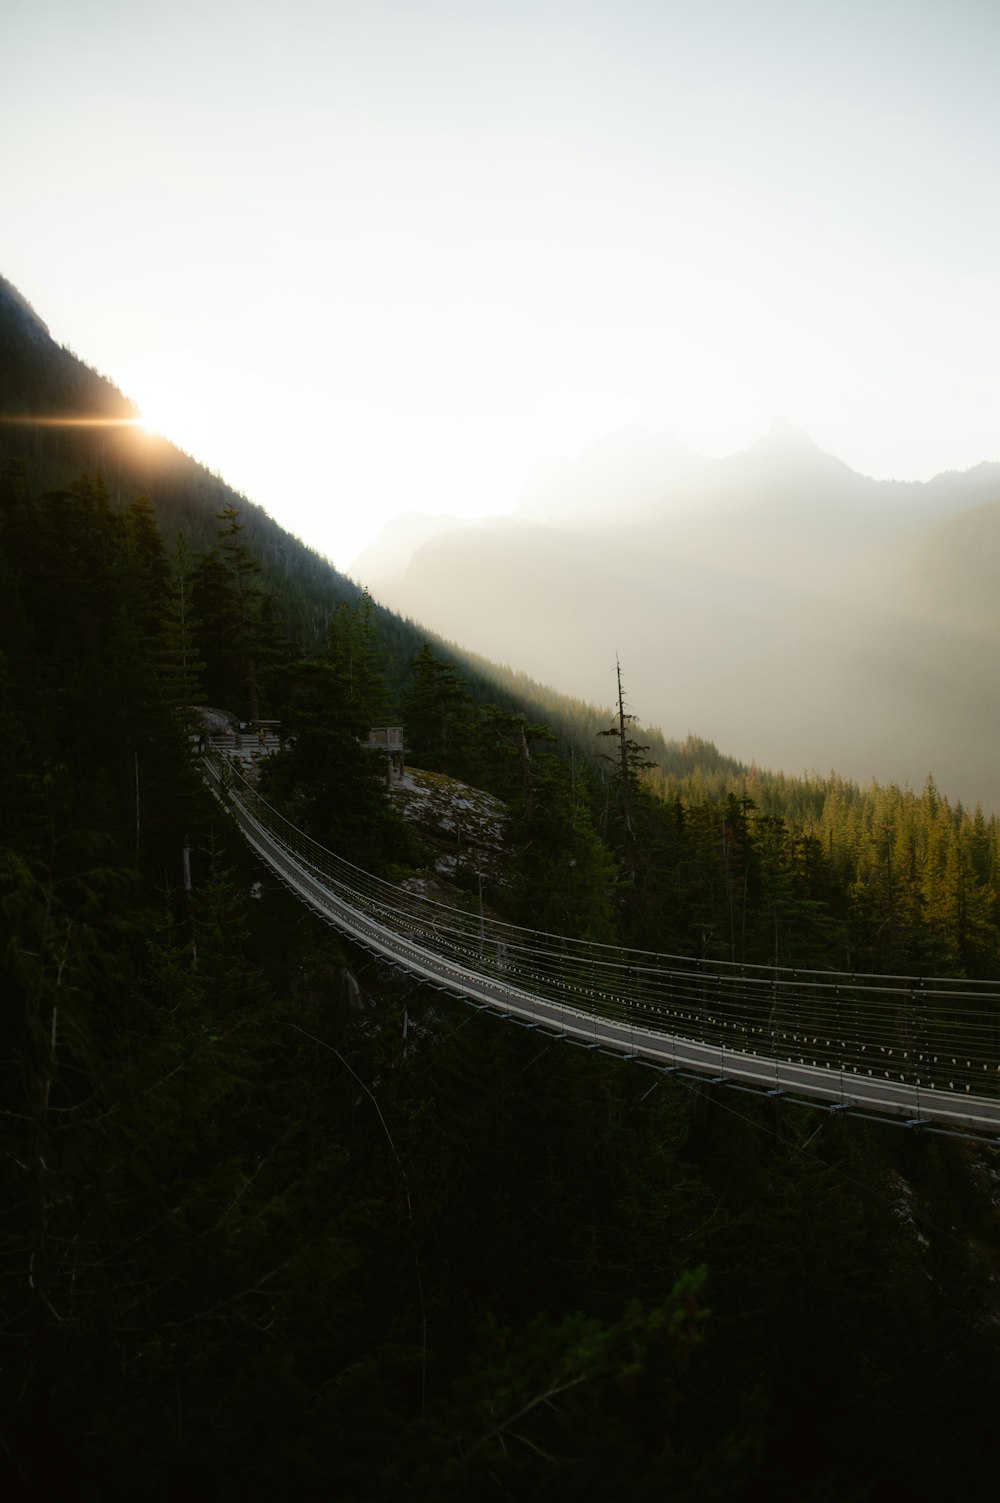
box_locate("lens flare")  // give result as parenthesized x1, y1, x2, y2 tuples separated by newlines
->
(0, 413, 143, 428)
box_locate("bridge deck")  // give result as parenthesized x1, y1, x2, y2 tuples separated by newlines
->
(203, 749, 1000, 1140)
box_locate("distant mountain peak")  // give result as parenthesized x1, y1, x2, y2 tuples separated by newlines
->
(759, 416, 819, 451)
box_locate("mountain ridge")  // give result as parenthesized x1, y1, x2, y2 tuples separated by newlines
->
(353, 422, 1000, 810)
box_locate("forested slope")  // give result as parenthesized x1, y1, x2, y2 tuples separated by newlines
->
(0, 274, 365, 652)
(2, 278, 1000, 1499)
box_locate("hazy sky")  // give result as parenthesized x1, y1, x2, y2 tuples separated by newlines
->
(4, 0, 999, 571)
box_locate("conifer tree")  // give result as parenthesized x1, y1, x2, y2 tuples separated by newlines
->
(326, 588, 395, 731)
(192, 505, 278, 721)
(157, 535, 207, 737)
(597, 659, 656, 884)
(261, 657, 418, 871)
(403, 644, 473, 774)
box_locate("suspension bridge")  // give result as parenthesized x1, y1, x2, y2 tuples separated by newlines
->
(203, 744, 1000, 1141)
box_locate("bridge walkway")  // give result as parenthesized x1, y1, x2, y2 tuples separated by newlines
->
(202, 745, 1000, 1140)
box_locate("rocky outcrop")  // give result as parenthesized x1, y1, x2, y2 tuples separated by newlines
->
(389, 767, 508, 883)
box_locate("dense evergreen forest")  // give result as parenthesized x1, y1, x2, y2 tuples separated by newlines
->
(3, 277, 1000, 1498)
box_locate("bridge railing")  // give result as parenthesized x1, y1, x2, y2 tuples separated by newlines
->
(204, 744, 1000, 1102)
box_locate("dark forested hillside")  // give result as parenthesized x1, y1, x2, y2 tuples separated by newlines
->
(3, 279, 1000, 1499)
(0, 275, 366, 652)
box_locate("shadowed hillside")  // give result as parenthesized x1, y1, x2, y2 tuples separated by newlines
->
(3, 276, 1000, 1501)
(0, 275, 364, 652)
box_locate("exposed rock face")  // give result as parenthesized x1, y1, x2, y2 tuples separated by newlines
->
(194, 705, 240, 735)
(389, 767, 508, 884)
